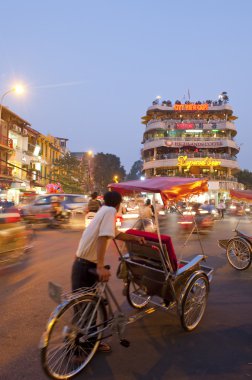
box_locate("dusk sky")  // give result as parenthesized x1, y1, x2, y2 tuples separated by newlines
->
(1, 0, 252, 172)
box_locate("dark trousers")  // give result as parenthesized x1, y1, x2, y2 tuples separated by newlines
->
(71, 258, 98, 344)
(71, 257, 97, 292)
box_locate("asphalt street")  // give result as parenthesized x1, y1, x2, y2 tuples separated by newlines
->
(0, 215, 251, 380)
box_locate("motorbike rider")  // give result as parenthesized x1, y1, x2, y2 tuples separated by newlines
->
(50, 196, 63, 221)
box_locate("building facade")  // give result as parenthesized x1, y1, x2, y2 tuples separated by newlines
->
(141, 94, 243, 201)
(0, 104, 68, 202)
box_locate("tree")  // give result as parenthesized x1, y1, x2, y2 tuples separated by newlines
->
(92, 153, 126, 193)
(50, 152, 86, 194)
(127, 160, 143, 180)
(234, 170, 252, 189)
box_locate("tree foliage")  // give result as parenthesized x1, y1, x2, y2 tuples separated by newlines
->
(234, 169, 252, 189)
(50, 152, 87, 194)
(92, 153, 126, 193)
(127, 160, 143, 180)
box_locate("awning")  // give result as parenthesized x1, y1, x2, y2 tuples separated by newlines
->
(108, 177, 208, 203)
(230, 189, 252, 203)
(31, 181, 45, 187)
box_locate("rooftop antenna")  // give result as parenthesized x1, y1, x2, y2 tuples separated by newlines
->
(187, 89, 191, 101)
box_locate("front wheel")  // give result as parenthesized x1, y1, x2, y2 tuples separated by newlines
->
(180, 273, 209, 331)
(41, 295, 107, 379)
(226, 237, 252, 270)
(126, 280, 151, 309)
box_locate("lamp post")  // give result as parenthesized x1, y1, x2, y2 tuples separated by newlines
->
(87, 150, 94, 193)
(0, 84, 25, 129)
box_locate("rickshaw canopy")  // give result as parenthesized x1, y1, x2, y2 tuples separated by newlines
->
(230, 189, 252, 203)
(108, 177, 208, 203)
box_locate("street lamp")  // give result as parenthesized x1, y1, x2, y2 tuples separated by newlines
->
(87, 150, 94, 193)
(0, 84, 25, 127)
(113, 175, 118, 183)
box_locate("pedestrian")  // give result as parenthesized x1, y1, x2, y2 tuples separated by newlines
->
(71, 190, 145, 352)
(140, 198, 154, 219)
(134, 198, 156, 232)
(217, 199, 225, 219)
(87, 192, 101, 213)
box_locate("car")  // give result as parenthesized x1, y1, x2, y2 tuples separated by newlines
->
(20, 193, 88, 223)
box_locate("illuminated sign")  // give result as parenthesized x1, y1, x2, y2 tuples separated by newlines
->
(176, 123, 195, 129)
(174, 103, 209, 111)
(165, 141, 223, 148)
(177, 155, 221, 169)
(185, 129, 202, 133)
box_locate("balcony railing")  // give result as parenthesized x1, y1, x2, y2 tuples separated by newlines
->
(143, 136, 234, 144)
(144, 153, 237, 162)
(0, 165, 13, 177)
(0, 135, 13, 149)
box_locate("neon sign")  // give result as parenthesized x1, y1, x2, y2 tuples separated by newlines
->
(176, 123, 195, 129)
(177, 156, 221, 169)
(165, 141, 223, 148)
(174, 104, 209, 111)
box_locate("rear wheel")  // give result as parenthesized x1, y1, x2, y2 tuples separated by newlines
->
(41, 295, 107, 379)
(126, 280, 151, 309)
(226, 237, 252, 270)
(180, 273, 209, 331)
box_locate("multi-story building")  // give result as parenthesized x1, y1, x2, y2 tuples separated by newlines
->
(141, 93, 243, 202)
(37, 134, 67, 188)
(0, 104, 69, 202)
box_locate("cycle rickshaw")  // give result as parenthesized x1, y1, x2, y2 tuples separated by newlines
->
(40, 177, 213, 379)
(219, 189, 252, 270)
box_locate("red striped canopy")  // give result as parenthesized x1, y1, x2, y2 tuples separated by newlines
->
(108, 177, 208, 203)
(230, 189, 252, 203)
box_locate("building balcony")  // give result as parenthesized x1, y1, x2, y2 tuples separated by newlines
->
(143, 155, 240, 171)
(147, 103, 233, 113)
(144, 152, 238, 163)
(142, 137, 239, 151)
(0, 165, 13, 177)
(145, 119, 236, 133)
(0, 135, 13, 150)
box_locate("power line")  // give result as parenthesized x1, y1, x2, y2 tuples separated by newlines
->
(0, 158, 84, 190)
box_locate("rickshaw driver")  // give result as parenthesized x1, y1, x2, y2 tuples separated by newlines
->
(71, 191, 145, 351)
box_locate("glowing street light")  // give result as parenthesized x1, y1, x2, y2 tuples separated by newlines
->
(113, 175, 119, 183)
(87, 150, 94, 192)
(0, 84, 25, 127)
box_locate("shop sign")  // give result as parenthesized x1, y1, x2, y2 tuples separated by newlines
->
(176, 123, 195, 129)
(177, 155, 221, 169)
(165, 140, 223, 148)
(174, 103, 209, 111)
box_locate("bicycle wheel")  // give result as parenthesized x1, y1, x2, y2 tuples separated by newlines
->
(41, 295, 107, 379)
(180, 273, 209, 332)
(226, 237, 252, 270)
(126, 280, 151, 309)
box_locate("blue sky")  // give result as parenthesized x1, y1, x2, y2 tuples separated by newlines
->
(1, 0, 252, 172)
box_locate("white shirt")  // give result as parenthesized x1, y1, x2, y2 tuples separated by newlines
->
(76, 205, 117, 263)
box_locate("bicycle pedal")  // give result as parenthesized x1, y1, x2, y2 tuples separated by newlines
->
(120, 339, 130, 348)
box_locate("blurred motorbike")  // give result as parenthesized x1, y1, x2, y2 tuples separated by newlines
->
(0, 212, 33, 266)
(178, 208, 214, 232)
(48, 209, 71, 228)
